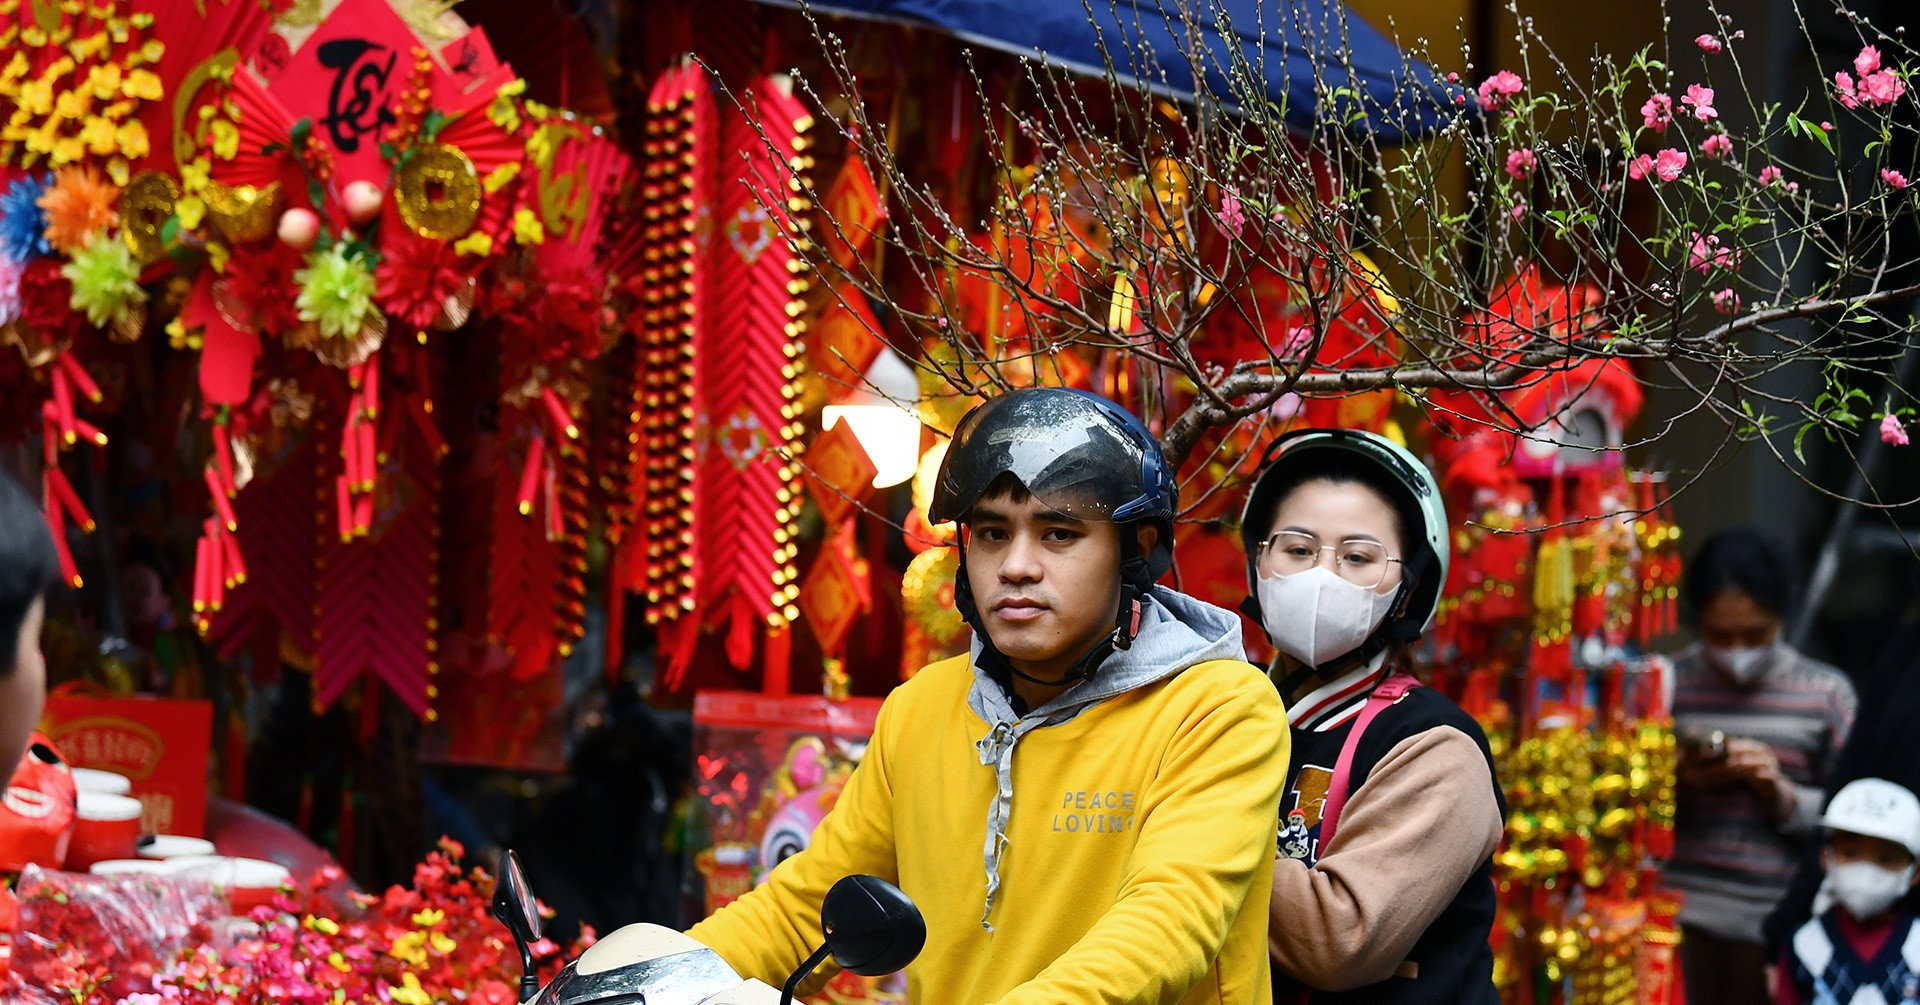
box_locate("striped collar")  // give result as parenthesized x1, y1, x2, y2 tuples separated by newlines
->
(1284, 653, 1390, 732)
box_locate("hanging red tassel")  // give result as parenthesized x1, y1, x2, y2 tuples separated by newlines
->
(50, 368, 76, 444)
(540, 387, 579, 441)
(357, 419, 377, 491)
(407, 394, 447, 459)
(205, 467, 239, 531)
(56, 353, 102, 403)
(336, 475, 355, 542)
(45, 467, 93, 533)
(361, 354, 380, 420)
(516, 435, 544, 516)
(193, 534, 213, 614)
(213, 430, 237, 498)
(71, 417, 107, 447)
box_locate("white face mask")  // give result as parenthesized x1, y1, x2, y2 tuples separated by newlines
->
(1258, 567, 1397, 669)
(1827, 860, 1916, 920)
(1704, 642, 1776, 684)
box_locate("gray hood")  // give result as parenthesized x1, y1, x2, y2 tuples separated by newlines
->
(966, 586, 1245, 929)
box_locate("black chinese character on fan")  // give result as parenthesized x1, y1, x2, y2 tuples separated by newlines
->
(318, 39, 398, 155)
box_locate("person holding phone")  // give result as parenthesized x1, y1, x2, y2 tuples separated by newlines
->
(1670, 529, 1857, 1005)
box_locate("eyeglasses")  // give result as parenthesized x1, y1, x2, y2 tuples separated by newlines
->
(1257, 531, 1402, 589)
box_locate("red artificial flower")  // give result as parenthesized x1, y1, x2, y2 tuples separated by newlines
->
(18, 259, 76, 341)
(376, 231, 474, 332)
(216, 242, 306, 336)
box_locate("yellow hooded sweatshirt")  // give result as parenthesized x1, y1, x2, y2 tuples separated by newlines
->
(688, 589, 1290, 1005)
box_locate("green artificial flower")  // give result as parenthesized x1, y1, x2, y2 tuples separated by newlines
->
(294, 243, 377, 339)
(62, 232, 147, 328)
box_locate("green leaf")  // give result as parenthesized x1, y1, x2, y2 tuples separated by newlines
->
(290, 117, 312, 150)
(421, 109, 447, 142)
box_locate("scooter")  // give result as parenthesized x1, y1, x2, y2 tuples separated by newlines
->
(491, 850, 926, 1005)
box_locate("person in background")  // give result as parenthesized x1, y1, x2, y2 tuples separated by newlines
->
(1, 469, 58, 775)
(1239, 429, 1505, 1005)
(1774, 778, 1920, 1005)
(1671, 528, 1857, 1005)
(1765, 564, 1920, 949)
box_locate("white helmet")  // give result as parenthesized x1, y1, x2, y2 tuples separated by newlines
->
(1822, 778, 1920, 857)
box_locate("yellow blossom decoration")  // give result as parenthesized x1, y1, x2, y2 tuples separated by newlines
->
(0, 10, 165, 170)
(390, 973, 432, 1005)
(453, 231, 492, 257)
(512, 206, 544, 246)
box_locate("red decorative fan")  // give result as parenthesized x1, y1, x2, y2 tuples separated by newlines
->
(208, 69, 302, 191)
(130, 0, 285, 174)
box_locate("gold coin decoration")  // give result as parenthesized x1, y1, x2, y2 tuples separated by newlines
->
(395, 144, 482, 240)
(120, 172, 180, 264)
(204, 182, 283, 245)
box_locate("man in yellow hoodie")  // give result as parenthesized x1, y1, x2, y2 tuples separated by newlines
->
(689, 388, 1290, 1004)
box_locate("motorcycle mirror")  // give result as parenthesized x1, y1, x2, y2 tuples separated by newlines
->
(820, 875, 925, 977)
(491, 850, 543, 1002)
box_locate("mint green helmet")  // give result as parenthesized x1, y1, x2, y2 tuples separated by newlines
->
(1239, 428, 1451, 639)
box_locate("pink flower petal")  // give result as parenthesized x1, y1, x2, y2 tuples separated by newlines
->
(1880, 413, 1909, 447)
(1696, 34, 1723, 53)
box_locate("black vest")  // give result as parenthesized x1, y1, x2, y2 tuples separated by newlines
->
(1272, 685, 1505, 1005)
(1789, 911, 1920, 1005)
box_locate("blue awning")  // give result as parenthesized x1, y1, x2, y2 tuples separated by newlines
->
(752, 0, 1462, 143)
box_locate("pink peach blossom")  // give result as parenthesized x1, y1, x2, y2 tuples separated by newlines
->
(1641, 93, 1674, 132)
(1477, 70, 1525, 108)
(1882, 168, 1910, 190)
(1217, 184, 1246, 237)
(1701, 133, 1734, 159)
(1511, 202, 1528, 220)
(1628, 154, 1655, 180)
(1683, 84, 1718, 121)
(1758, 165, 1783, 186)
(1836, 72, 1861, 109)
(1861, 69, 1906, 106)
(1710, 288, 1739, 313)
(1856, 45, 1882, 76)
(1506, 148, 1538, 179)
(1689, 232, 1737, 272)
(1655, 148, 1689, 181)
(1696, 34, 1724, 54)
(1881, 414, 1910, 447)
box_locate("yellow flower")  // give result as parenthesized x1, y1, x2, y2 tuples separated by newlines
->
(327, 952, 350, 974)
(206, 239, 228, 273)
(122, 68, 160, 100)
(453, 231, 492, 257)
(115, 120, 147, 160)
(512, 207, 544, 246)
(389, 973, 432, 1005)
(78, 115, 113, 154)
(410, 908, 446, 927)
(86, 61, 119, 99)
(106, 156, 127, 186)
(175, 193, 204, 230)
(102, 98, 132, 120)
(2, 52, 28, 84)
(388, 930, 428, 967)
(137, 40, 163, 66)
(18, 78, 52, 115)
(429, 932, 456, 954)
(53, 135, 85, 164)
(54, 88, 89, 120)
(71, 31, 108, 63)
(304, 915, 341, 935)
(208, 118, 238, 160)
(482, 162, 519, 194)
(178, 157, 209, 193)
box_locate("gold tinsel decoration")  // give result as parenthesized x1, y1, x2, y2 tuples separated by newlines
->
(902, 547, 964, 645)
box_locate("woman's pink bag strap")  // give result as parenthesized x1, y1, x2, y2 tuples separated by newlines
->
(1317, 672, 1421, 850)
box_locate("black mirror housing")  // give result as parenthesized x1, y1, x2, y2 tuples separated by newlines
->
(493, 849, 544, 945)
(820, 875, 925, 977)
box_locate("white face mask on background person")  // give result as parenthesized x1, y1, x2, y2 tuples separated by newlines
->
(1704, 642, 1777, 684)
(1826, 860, 1916, 920)
(1259, 567, 1397, 669)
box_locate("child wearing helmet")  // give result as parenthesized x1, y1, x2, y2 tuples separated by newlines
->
(690, 389, 1290, 1005)
(1776, 778, 1920, 1005)
(1239, 429, 1505, 1005)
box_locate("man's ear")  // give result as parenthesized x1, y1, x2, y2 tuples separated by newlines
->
(1135, 522, 1160, 559)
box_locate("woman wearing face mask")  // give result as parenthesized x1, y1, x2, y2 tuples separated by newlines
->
(1668, 528, 1857, 1005)
(1240, 429, 1505, 1005)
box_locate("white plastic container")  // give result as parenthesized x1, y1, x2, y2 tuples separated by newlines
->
(137, 835, 216, 860)
(69, 768, 132, 795)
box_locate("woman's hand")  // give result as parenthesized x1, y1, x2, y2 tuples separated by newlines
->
(1722, 738, 1796, 819)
